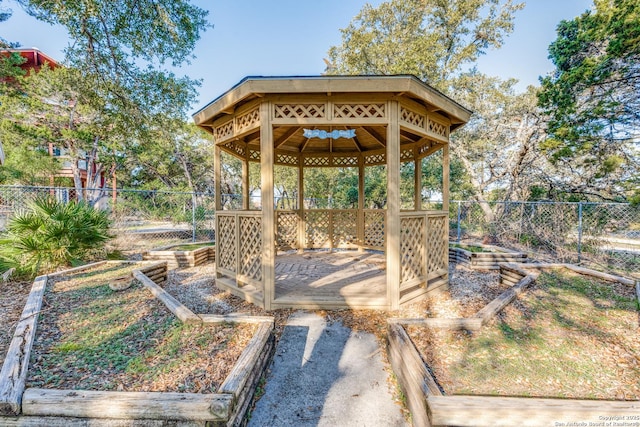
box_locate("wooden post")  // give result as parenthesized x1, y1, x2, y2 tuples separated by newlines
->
(414, 157, 422, 211)
(260, 101, 275, 310)
(242, 154, 249, 211)
(297, 160, 305, 253)
(214, 144, 222, 211)
(387, 100, 401, 310)
(358, 155, 365, 252)
(442, 144, 450, 213)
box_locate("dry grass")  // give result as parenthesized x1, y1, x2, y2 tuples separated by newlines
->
(26, 262, 256, 393)
(408, 268, 640, 400)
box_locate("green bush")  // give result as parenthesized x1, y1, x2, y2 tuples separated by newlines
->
(0, 196, 111, 278)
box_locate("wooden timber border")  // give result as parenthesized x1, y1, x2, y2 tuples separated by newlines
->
(449, 241, 527, 270)
(388, 262, 640, 426)
(0, 260, 274, 426)
(143, 241, 215, 269)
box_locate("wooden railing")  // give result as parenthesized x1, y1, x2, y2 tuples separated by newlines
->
(275, 209, 387, 251)
(399, 211, 448, 302)
(216, 211, 263, 288)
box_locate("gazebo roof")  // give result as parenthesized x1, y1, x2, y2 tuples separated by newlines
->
(193, 75, 471, 130)
(193, 75, 471, 167)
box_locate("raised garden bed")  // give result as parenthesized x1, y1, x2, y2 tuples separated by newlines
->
(0, 260, 274, 426)
(449, 241, 527, 270)
(143, 241, 215, 269)
(388, 264, 640, 426)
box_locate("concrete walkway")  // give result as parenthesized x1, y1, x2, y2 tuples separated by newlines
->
(248, 311, 408, 427)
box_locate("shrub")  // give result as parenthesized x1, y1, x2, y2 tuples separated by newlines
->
(0, 196, 111, 278)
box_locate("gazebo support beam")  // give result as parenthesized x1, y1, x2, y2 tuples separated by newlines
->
(386, 100, 401, 310)
(242, 152, 249, 210)
(414, 156, 422, 211)
(297, 161, 305, 253)
(260, 101, 275, 310)
(357, 154, 365, 253)
(442, 145, 450, 212)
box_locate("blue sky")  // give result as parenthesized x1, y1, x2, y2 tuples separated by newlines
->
(2, 0, 593, 114)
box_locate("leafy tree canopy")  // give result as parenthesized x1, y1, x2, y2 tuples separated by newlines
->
(327, 0, 523, 91)
(538, 0, 639, 202)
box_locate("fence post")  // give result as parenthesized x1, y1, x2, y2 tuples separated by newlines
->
(191, 193, 197, 243)
(456, 201, 462, 242)
(577, 202, 583, 263)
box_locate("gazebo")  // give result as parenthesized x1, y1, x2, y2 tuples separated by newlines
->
(193, 76, 470, 310)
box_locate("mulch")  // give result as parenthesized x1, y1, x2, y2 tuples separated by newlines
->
(0, 279, 33, 367)
(23, 263, 256, 393)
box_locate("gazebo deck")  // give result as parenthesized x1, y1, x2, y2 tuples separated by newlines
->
(273, 251, 387, 309)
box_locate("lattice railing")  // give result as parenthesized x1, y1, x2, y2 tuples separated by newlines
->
(239, 215, 262, 283)
(305, 210, 330, 248)
(426, 213, 448, 277)
(216, 214, 237, 272)
(400, 215, 426, 285)
(216, 211, 263, 289)
(364, 210, 385, 250)
(276, 211, 299, 250)
(333, 210, 357, 247)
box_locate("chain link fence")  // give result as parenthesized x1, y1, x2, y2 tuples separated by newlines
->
(0, 185, 215, 253)
(1, 186, 638, 275)
(451, 200, 639, 275)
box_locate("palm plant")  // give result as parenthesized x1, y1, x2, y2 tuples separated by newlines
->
(0, 196, 111, 278)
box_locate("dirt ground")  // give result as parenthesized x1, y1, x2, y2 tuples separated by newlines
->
(0, 280, 32, 367)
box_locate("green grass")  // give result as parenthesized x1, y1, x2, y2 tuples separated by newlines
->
(170, 243, 214, 251)
(410, 269, 640, 399)
(27, 263, 251, 393)
(450, 243, 489, 253)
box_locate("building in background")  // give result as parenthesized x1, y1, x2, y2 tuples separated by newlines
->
(0, 48, 106, 189)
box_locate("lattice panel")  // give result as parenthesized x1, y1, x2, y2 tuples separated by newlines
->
(364, 152, 386, 165)
(276, 212, 298, 249)
(239, 216, 262, 282)
(235, 107, 260, 133)
(333, 211, 357, 247)
(305, 211, 330, 248)
(304, 156, 330, 167)
(401, 148, 414, 162)
(214, 121, 234, 141)
(400, 107, 425, 128)
(428, 119, 448, 138)
(274, 104, 325, 119)
(364, 211, 385, 248)
(217, 215, 237, 271)
(401, 217, 425, 284)
(427, 215, 447, 274)
(249, 149, 260, 161)
(333, 156, 358, 167)
(223, 141, 246, 157)
(333, 103, 385, 119)
(275, 152, 299, 166)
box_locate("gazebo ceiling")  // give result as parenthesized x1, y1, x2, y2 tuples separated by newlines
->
(192, 75, 471, 166)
